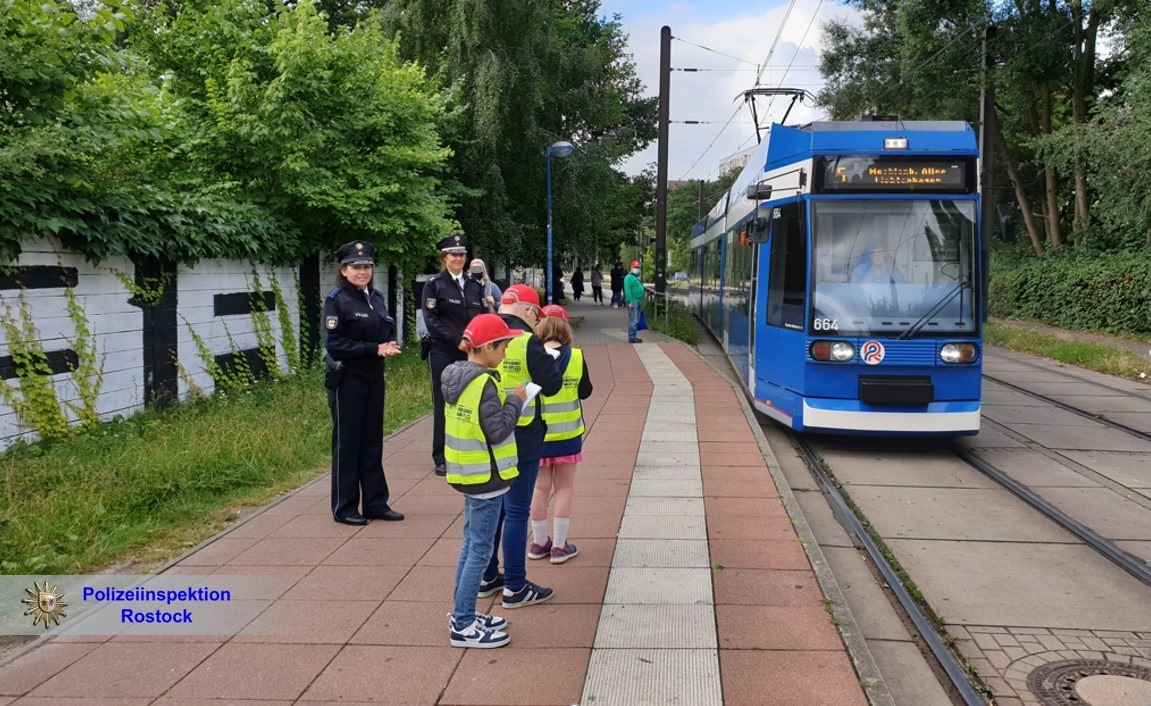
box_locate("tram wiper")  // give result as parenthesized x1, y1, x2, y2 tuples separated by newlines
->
(896, 281, 971, 340)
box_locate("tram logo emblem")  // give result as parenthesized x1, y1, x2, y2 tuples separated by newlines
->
(861, 340, 886, 365)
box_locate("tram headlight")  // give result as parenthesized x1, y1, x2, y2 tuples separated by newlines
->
(811, 341, 855, 362)
(940, 343, 978, 364)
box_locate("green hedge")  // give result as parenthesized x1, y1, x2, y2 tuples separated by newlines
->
(988, 249, 1151, 335)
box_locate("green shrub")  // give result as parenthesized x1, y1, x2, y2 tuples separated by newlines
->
(988, 249, 1151, 335)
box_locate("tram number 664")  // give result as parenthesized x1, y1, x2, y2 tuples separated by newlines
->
(813, 318, 839, 331)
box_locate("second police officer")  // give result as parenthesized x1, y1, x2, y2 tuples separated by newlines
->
(421, 234, 485, 475)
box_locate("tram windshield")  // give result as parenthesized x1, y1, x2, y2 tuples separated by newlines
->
(810, 199, 977, 337)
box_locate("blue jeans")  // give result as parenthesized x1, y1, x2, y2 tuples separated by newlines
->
(452, 493, 504, 629)
(627, 302, 641, 341)
(487, 422, 544, 591)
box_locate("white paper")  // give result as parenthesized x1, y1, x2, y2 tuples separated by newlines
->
(522, 382, 543, 411)
(543, 346, 561, 359)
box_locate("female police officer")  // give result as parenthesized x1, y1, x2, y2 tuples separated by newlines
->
(324, 241, 404, 525)
(421, 234, 484, 476)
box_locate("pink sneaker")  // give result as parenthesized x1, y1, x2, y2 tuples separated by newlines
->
(528, 537, 552, 560)
(550, 542, 579, 564)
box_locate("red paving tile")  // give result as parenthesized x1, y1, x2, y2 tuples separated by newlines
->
(167, 643, 340, 700)
(27, 641, 221, 699)
(301, 645, 458, 703)
(442, 647, 590, 706)
(716, 604, 845, 650)
(720, 649, 868, 706)
(0, 642, 100, 696)
(712, 568, 826, 606)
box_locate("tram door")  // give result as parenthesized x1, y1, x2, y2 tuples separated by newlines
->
(756, 201, 808, 420)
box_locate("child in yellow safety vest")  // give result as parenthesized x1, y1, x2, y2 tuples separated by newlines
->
(529, 305, 593, 564)
(441, 314, 528, 648)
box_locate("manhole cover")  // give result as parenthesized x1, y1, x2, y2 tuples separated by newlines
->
(1028, 659, 1151, 705)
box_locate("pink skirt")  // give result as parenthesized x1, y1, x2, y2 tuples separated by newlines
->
(539, 453, 583, 467)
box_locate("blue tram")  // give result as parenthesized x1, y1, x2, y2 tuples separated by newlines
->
(687, 119, 982, 435)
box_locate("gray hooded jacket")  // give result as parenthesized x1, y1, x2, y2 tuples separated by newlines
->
(440, 360, 523, 495)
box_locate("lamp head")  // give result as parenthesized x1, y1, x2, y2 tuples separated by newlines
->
(547, 141, 574, 158)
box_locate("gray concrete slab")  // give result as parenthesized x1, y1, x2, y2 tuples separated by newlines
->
(635, 450, 699, 466)
(593, 605, 719, 648)
(627, 478, 703, 497)
(1116, 540, 1151, 563)
(612, 539, 711, 568)
(868, 639, 955, 706)
(887, 539, 1151, 630)
(582, 649, 722, 706)
(632, 464, 702, 480)
(962, 448, 1100, 487)
(622, 497, 704, 518)
(1061, 450, 1151, 488)
(1009, 423, 1151, 452)
(956, 425, 1028, 449)
(1038, 487, 1151, 539)
(818, 545, 915, 642)
(1019, 381, 1136, 397)
(818, 448, 997, 488)
(603, 567, 714, 605)
(983, 404, 1094, 427)
(846, 486, 1077, 542)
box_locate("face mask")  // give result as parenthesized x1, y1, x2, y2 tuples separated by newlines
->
(471, 270, 483, 280)
(631, 268, 640, 275)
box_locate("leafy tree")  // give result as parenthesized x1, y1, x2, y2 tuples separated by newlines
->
(380, 0, 656, 274)
(132, 0, 453, 271)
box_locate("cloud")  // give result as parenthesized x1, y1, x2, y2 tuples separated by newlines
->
(606, 0, 861, 180)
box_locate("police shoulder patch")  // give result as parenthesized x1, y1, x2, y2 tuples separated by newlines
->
(425, 298, 436, 309)
(325, 316, 338, 330)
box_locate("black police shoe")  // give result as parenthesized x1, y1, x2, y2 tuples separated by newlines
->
(335, 514, 368, 526)
(366, 509, 404, 521)
(434, 463, 447, 476)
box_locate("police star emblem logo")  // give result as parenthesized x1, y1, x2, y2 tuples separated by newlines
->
(425, 298, 436, 309)
(21, 581, 67, 629)
(325, 316, 338, 329)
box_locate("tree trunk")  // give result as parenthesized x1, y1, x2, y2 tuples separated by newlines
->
(991, 110, 1044, 255)
(1039, 85, 1063, 247)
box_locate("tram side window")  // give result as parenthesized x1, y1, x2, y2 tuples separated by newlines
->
(765, 202, 807, 330)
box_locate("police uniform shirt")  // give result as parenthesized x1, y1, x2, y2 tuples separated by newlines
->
(421, 271, 484, 351)
(323, 287, 396, 371)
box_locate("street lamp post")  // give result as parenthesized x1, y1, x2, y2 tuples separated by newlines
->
(546, 140, 574, 304)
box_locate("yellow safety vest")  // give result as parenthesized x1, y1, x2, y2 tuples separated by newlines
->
(542, 348, 585, 442)
(444, 374, 519, 486)
(499, 332, 536, 427)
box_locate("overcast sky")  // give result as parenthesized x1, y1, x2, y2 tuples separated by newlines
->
(598, 0, 861, 181)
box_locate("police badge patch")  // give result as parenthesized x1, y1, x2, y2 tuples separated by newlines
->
(425, 298, 436, 309)
(325, 316, 338, 329)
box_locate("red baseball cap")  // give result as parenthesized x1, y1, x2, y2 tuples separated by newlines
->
(630, 260, 641, 269)
(501, 284, 541, 307)
(463, 314, 520, 348)
(541, 304, 569, 321)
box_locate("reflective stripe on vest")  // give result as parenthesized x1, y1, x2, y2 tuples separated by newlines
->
(499, 331, 536, 426)
(444, 374, 518, 485)
(542, 348, 585, 442)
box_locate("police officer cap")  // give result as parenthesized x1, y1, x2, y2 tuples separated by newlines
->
(437, 233, 469, 254)
(335, 241, 375, 265)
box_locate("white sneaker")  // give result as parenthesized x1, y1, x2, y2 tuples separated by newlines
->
(450, 617, 510, 648)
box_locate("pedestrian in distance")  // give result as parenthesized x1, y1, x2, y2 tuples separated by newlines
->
(551, 268, 565, 305)
(476, 284, 564, 608)
(323, 241, 404, 525)
(442, 313, 529, 648)
(469, 257, 503, 313)
(570, 266, 584, 301)
(422, 234, 485, 476)
(609, 262, 624, 307)
(529, 304, 592, 564)
(590, 263, 604, 305)
(624, 260, 645, 343)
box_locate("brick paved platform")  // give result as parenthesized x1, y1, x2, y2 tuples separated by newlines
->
(0, 298, 870, 705)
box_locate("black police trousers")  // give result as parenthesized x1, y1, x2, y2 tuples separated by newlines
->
(428, 346, 466, 467)
(328, 373, 390, 520)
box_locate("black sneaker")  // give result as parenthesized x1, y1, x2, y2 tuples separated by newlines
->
(501, 580, 554, 609)
(434, 463, 446, 476)
(477, 573, 505, 598)
(629, 338, 643, 344)
(449, 618, 509, 648)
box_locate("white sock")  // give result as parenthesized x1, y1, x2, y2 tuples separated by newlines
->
(531, 520, 549, 546)
(553, 517, 570, 547)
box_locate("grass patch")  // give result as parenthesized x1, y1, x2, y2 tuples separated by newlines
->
(0, 348, 431, 574)
(984, 323, 1149, 382)
(645, 297, 699, 345)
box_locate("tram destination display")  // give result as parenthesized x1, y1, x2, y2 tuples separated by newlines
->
(817, 157, 972, 193)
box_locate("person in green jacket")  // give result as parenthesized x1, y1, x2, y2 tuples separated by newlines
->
(623, 260, 645, 343)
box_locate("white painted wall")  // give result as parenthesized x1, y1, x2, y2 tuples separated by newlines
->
(0, 238, 322, 450)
